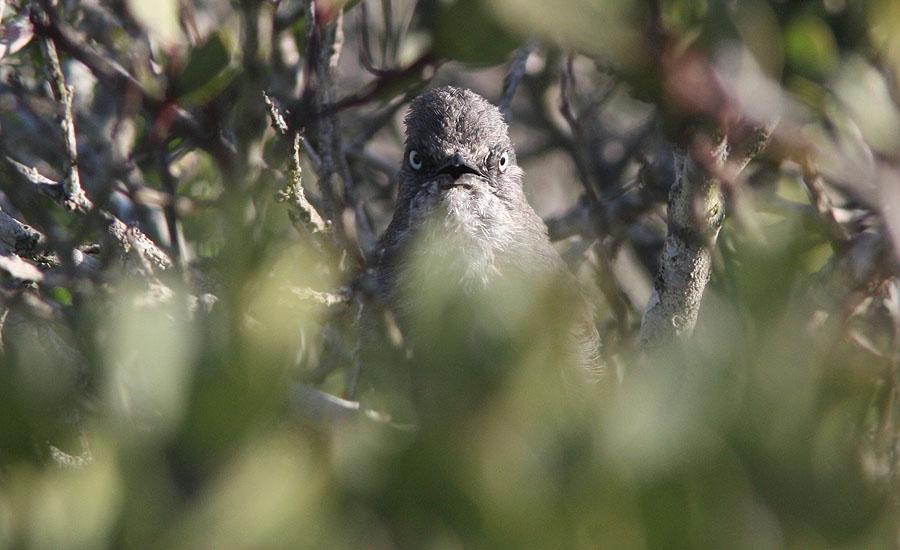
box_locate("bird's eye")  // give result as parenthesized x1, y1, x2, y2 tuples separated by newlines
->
(408, 150, 423, 171)
(498, 151, 510, 173)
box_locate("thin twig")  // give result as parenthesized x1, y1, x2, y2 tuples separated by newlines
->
(294, 51, 436, 123)
(277, 133, 330, 236)
(263, 91, 289, 135)
(733, 119, 778, 174)
(559, 53, 602, 210)
(289, 286, 351, 307)
(292, 383, 412, 429)
(31, 4, 238, 168)
(38, 33, 91, 212)
(801, 159, 852, 247)
(499, 40, 536, 122)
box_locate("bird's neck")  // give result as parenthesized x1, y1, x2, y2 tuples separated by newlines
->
(386, 189, 556, 293)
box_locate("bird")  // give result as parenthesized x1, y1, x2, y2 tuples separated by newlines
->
(368, 85, 602, 397)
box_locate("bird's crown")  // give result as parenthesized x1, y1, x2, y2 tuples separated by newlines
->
(404, 86, 511, 162)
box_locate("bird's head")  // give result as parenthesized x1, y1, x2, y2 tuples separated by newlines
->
(399, 86, 524, 221)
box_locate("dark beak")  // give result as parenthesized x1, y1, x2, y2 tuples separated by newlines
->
(435, 153, 483, 183)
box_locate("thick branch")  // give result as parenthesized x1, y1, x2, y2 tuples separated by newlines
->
(639, 119, 777, 351)
(639, 138, 727, 349)
(0, 207, 46, 257)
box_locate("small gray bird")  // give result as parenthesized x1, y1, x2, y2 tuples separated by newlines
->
(372, 86, 601, 387)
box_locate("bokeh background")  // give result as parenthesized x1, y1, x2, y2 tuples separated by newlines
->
(1, 0, 900, 547)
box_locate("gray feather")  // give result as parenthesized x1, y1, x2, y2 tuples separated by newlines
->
(373, 85, 602, 385)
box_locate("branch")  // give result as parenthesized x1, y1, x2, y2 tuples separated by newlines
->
(0, 246, 44, 282)
(30, 4, 237, 168)
(499, 40, 536, 121)
(104, 214, 173, 272)
(38, 31, 91, 212)
(306, 4, 375, 259)
(263, 91, 289, 135)
(801, 160, 852, 247)
(289, 286, 351, 308)
(544, 186, 658, 242)
(291, 383, 409, 429)
(0, 207, 46, 257)
(3, 157, 172, 271)
(276, 133, 330, 237)
(639, 115, 779, 351)
(288, 51, 436, 129)
(639, 137, 727, 350)
(545, 201, 594, 241)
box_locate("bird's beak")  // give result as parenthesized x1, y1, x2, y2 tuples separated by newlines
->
(435, 153, 484, 182)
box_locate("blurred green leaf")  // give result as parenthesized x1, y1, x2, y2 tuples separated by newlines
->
(49, 286, 72, 307)
(487, 0, 647, 70)
(785, 15, 838, 79)
(102, 283, 197, 443)
(732, 0, 784, 77)
(431, 0, 519, 64)
(868, 0, 900, 77)
(126, 0, 183, 46)
(174, 32, 238, 104)
(17, 446, 122, 549)
(834, 57, 900, 155)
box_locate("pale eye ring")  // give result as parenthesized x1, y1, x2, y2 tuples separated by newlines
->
(498, 151, 510, 172)
(408, 150, 423, 171)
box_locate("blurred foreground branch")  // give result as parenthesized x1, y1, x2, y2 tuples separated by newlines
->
(292, 383, 407, 430)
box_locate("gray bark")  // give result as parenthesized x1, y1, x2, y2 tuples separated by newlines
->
(640, 141, 726, 349)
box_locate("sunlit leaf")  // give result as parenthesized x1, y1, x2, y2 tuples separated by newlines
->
(126, 0, 182, 46)
(0, 12, 33, 61)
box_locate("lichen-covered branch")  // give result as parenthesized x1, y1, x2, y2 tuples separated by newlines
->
(104, 214, 173, 271)
(0, 207, 46, 257)
(276, 133, 330, 237)
(3, 157, 172, 271)
(640, 138, 727, 350)
(38, 32, 91, 212)
(639, 118, 777, 351)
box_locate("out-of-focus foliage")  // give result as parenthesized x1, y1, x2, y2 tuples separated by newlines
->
(0, 0, 899, 548)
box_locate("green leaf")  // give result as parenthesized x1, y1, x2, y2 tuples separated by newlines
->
(784, 15, 838, 80)
(432, 0, 520, 65)
(174, 32, 237, 104)
(50, 286, 72, 307)
(486, 0, 646, 70)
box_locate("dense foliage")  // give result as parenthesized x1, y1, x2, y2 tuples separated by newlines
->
(1, 0, 899, 547)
